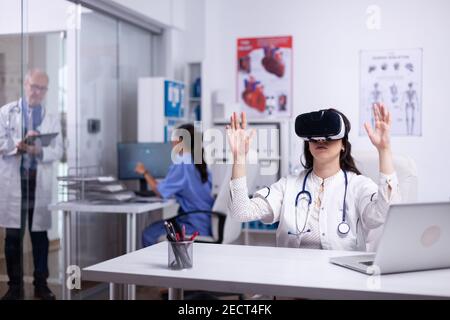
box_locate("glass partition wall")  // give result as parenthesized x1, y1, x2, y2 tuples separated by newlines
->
(0, 0, 68, 299)
(0, 0, 157, 299)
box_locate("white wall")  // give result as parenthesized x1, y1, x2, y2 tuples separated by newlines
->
(111, 0, 186, 29)
(111, 0, 171, 26)
(0, 0, 71, 35)
(170, 0, 205, 83)
(111, 0, 203, 84)
(0, 0, 186, 35)
(179, 0, 205, 62)
(202, 0, 450, 202)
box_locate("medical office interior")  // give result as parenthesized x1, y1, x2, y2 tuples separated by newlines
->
(0, 0, 449, 301)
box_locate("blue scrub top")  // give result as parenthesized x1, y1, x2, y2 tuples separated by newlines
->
(157, 154, 214, 235)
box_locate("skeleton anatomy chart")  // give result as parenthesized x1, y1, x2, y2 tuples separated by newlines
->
(360, 49, 422, 136)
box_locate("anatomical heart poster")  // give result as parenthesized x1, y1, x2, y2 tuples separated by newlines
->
(360, 48, 422, 136)
(237, 36, 293, 118)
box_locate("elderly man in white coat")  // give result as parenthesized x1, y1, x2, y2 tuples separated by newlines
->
(0, 69, 63, 300)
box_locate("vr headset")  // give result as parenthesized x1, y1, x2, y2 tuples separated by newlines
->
(295, 109, 346, 141)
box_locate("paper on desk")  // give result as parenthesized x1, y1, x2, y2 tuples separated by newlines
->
(97, 176, 116, 182)
(134, 196, 165, 203)
(86, 190, 136, 202)
(57, 175, 116, 182)
(67, 182, 126, 192)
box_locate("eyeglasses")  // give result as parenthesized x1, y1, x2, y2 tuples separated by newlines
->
(29, 84, 48, 93)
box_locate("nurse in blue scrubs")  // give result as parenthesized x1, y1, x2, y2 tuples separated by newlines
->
(135, 124, 214, 247)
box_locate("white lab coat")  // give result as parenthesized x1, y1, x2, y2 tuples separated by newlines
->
(0, 99, 63, 231)
(229, 169, 400, 251)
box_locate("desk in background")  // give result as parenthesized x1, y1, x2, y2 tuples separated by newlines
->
(49, 199, 177, 300)
(82, 242, 450, 300)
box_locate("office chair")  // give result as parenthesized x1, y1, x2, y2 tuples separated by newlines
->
(165, 209, 226, 244)
(353, 150, 418, 252)
(162, 164, 245, 299)
(166, 164, 242, 244)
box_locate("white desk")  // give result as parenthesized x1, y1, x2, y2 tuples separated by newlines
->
(49, 199, 176, 300)
(82, 242, 450, 300)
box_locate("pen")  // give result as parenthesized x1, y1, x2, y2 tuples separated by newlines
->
(167, 221, 177, 239)
(175, 233, 180, 242)
(164, 221, 176, 241)
(182, 225, 186, 241)
(189, 231, 199, 241)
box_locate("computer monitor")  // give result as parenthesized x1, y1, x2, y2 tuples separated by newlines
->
(117, 142, 173, 180)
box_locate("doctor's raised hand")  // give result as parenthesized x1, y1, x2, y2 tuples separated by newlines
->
(364, 103, 395, 175)
(226, 112, 255, 179)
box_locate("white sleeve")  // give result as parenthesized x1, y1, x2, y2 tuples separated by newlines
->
(228, 176, 286, 223)
(357, 172, 401, 230)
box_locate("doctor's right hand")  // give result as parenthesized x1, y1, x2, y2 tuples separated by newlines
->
(226, 112, 255, 165)
(17, 131, 42, 155)
(16, 140, 42, 156)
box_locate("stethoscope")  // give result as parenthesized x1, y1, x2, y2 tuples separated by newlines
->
(6, 102, 21, 134)
(6, 99, 45, 135)
(278, 169, 350, 237)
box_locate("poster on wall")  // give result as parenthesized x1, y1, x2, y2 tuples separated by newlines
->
(164, 80, 185, 118)
(237, 36, 293, 118)
(360, 48, 422, 136)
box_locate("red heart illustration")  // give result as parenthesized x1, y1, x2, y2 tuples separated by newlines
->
(242, 89, 266, 112)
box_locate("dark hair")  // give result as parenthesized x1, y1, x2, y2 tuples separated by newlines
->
(176, 123, 209, 183)
(302, 108, 361, 175)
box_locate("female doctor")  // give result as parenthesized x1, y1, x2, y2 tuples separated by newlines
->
(136, 124, 214, 247)
(227, 104, 400, 251)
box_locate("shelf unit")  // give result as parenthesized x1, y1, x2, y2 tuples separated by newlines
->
(243, 221, 278, 246)
(138, 77, 186, 143)
(210, 120, 283, 244)
(210, 121, 282, 193)
(244, 228, 277, 234)
(184, 62, 202, 122)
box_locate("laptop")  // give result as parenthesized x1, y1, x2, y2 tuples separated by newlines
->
(329, 202, 450, 274)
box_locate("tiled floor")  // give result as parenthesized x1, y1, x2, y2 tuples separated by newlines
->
(0, 246, 164, 300)
(0, 245, 63, 300)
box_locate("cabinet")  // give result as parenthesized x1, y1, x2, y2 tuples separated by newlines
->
(138, 77, 186, 142)
(184, 62, 202, 122)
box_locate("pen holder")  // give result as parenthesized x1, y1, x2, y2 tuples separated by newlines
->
(168, 240, 193, 270)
